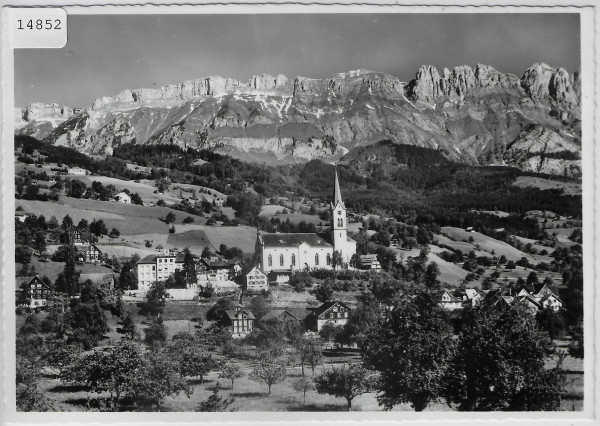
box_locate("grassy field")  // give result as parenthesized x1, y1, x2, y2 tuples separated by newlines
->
(440, 227, 534, 262)
(513, 176, 582, 196)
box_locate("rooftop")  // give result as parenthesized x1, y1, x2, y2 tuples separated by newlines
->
(260, 232, 333, 248)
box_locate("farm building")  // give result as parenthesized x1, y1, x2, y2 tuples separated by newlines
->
(17, 275, 53, 309)
(225, 305, 255, 338)
(259, 309, 303, 327)
(437, 290, 463, 311)
(358, 254, 381, 270)
(80, 243, 104, 263)
(452, 288, 482, 307)
(305, 301, 351, 332)
(72, 229, 90, 246)
(245, 266, 268, 292)
(15, 210, 30, 223)
(114, 192, 131, 204)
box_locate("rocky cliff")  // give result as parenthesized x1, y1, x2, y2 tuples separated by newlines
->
(16, 63, 581, 174)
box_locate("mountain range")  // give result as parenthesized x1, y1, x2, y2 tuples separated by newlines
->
(15, 62, 581, 176)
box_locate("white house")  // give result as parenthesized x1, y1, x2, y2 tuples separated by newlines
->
(306, 301, 351, 332)
(256, 168, 356, 281)
(137, 254, 184, 291)
(114, 192, 131, 204)
(245, 266, 268, 292)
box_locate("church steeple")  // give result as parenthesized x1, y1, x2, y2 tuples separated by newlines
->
(332, 167, 344, 208)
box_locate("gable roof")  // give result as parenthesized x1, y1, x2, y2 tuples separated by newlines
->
(260, 233, 333, 248)
(225, 308, 255, 320)
(260, 309, 301, 323)
(246, 266, 266, 277)
(310, 301, 351, 317)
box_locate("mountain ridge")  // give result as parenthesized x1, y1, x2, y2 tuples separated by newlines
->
(15, 63, 581, 176)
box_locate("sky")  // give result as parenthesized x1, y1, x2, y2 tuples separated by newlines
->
(15, 13, 580, 108)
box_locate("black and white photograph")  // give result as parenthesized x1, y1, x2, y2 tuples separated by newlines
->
(2, 1, 596, 421)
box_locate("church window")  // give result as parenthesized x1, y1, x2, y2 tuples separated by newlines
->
(337, 218, 343, 227)
(315, 253, 319, 266)
(268, 254, 272, 267)
(291, 254, 296, 266)
(326, 253, 331, 265)
(280, 254, 284, 266)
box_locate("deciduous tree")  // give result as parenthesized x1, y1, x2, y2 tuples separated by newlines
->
(249, 356, 287, 395)
(314, 364, 377, 411)
(362, 290, 455, 411)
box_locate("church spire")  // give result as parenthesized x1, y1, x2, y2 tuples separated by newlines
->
(333, 167, 343, 207)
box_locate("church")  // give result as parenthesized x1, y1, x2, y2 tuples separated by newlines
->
(256, 168, 357, 281)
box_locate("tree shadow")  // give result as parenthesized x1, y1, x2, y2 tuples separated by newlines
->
(47, 384, 90, 393)
(63, 397, 108, 410)
(230, 391, 265, 398)
(188, 378, 215, 386)
(285, 403, 346, 412)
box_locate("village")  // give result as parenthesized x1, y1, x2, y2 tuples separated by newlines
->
(13, 138, 583, 412)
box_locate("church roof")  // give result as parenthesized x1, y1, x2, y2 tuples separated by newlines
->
(260, 233, 333, 248)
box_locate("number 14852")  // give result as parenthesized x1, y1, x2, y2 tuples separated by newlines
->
(17, 19, 62, 30)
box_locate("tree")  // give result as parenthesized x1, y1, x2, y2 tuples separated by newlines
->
(206, 298, 232, 324)
(289, 271, 313, 292)
(164, 212, 176, 224)
(64, 341, 144, 411)
(66, 281, 109, 349)
(424, 262, 440, 289)
(293, 377, 315, 405)
(299, 338, 322, 375)
(249, 356, 287, 394)
(145, 316, 167, 348)
(89, 219, 108, 237)
(362, 290, 456, 411)
(536, 308, 566, 340)
(16, 358, 51, 412)
(332, 250, 343, 269)
(443, 306, 563, 411)
(219, 363, 246, 390)
(108, 227, 121, 240)
(55, 243, 79, 295)
(119, 255, 139, 291)
(314, 364, 377, 411)
(118, 311, 137, 340)
(197, 384, 234, 412)
(131, 349, 191, 411)
(313, 281, 334, 303)
(144, 280, 169, 318)
(319, 322, 340, 343)
(248, 296, 270, 321)
(166, 336, 219, 383)
(201, 246, 213, 259)
(182, 247, 197, 286)
(183, 216, 195, 224)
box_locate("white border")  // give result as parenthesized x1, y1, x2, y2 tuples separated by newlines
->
(1, 1, 597, 425)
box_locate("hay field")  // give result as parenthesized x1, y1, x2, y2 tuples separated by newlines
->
(440, 227, 533, 262)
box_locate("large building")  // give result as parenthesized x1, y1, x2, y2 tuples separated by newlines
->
(137, 254, 184, 291)
(256, 168, 356, 278)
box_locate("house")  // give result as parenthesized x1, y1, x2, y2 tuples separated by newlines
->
(80, 243, 104, 263)
(15, 210, 30, 223)
(17, 275, 52, 309)
(225, 305, 255, 338)
(514, 283, 564, 312)
(259, 309, 303, 327)
(256, 169, 357, 282)
(358, 254, 381, 270)
(389, 235, 401, 248)
(200, 257, 242, 279)
(245, 266, 269, 292)
(305, 301, 351, 332)
(465, 227, 475, 233)
(67, 167, 89, 175)
(438, 290, 463, 311)
(114, 192, 131, 204)
(452, 288, 482, 307)
(72, 229, 89, 246)
(137, 254, 185, 291)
